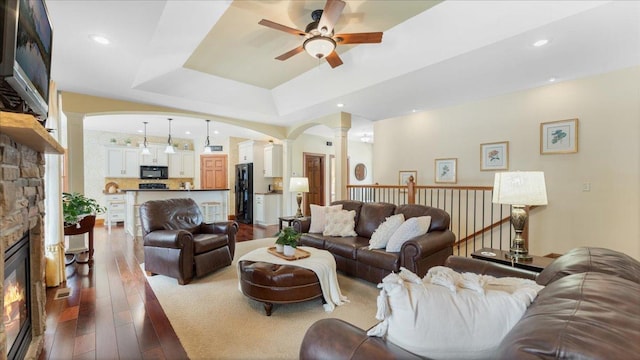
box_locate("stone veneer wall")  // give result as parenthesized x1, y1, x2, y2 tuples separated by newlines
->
(0, 133, 47, 359)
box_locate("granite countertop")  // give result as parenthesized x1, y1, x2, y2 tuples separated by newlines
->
(255, 191, 283, 195)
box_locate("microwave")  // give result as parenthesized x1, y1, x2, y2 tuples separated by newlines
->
(140, 166, 168, 179)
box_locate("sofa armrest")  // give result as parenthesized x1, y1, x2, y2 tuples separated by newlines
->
(445, 256, 539, 280)
(299, 319, 422, 360)
(400, 230, 455, 275)
(293, 217, 311, 233)
(200, 221, 238, 258)
(200, 221, 238, 236)
(143, 229, 193, 249)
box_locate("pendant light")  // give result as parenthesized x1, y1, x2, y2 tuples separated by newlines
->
(203, 119, 212, 154)
(164, 118, 176, 154)
(140, 121, 151, 155)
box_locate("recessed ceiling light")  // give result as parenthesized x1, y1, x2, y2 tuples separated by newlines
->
(337, 103, 344, 108)
(137, 129, 143, 133)
(185, 131, 191, 135)
(412, 109, 417, 113)
(533, 39, 549, 47)
(549, 77, 556, 82)
(214, 130, 219, 135)
(89, 34, 110, 45)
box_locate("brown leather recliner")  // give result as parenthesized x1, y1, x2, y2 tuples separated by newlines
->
(139, 198, 238, 285)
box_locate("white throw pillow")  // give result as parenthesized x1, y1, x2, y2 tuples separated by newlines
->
(385, 216, 431, 252)
(323, 209, 357, 237)
(309, 204, 342, 233)
(369, 214, 405, 249)
(367, 270, 543, 359)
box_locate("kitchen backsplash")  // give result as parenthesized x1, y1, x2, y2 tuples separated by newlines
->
(104, 177, 194, 191)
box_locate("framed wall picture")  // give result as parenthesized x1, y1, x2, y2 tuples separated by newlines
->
(480, 141, 509, 171)
(540, 118, 579, 154)
(399, 170, 417, 186)
(434, 158, 457, 183)
(354, 163, 367, 181)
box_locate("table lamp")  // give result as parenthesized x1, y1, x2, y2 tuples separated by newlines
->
(492, 171, 548, 260)
(289, 177, 309, 218)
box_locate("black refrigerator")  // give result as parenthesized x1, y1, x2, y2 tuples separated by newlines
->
(235, 163, 253, 224)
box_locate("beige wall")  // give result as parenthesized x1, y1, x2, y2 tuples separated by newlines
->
(373, 66, 640, 259)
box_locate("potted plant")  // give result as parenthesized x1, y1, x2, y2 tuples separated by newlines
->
(62, 192, 106, 227)
(275, 227, 300, 256)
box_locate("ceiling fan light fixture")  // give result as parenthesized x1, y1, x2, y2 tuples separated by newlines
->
(303, 36, 336, 59)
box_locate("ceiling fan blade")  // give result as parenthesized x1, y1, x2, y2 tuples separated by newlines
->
(258, 19, 307, 37)
(318, 0, 346, 35)
(334, 32, 383, 44)
(325, 51, 343, 68)
(275, 45, 305, 61)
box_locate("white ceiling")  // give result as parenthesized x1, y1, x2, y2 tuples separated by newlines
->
(47, 1, 640, 141)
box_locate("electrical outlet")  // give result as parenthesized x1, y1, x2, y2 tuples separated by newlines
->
(582, 183, 591, 192)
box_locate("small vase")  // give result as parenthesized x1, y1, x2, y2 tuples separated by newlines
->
(275, 244, 284, 253)
(283, 245, 296, 257)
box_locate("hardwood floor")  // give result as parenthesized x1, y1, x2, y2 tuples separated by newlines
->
(39, 222, 278, 360)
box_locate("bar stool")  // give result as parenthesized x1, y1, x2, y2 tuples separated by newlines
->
(201, 201, 222, 223)
(106, 199, 126, 234)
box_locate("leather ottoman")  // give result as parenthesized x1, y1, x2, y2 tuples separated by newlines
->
(238, 260, 323, 316)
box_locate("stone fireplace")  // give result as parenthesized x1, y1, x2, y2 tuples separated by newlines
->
(1, 112, 63, 359)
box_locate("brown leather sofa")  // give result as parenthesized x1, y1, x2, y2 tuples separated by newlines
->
(292, 200, 455, 283)
(139, 198, 238, 285)
(299, 247, 640, 359)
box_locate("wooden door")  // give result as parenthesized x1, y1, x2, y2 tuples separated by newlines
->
(200, 154, 228, 189)
(304, 153, 325, 215)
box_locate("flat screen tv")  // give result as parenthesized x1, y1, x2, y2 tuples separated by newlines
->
(0, 0, 53, 122)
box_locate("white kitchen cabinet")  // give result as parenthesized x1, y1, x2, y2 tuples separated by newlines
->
(139, 144, 168, 166)
(263, 143, 282, 177)
(254, 193, 281, 226)
(168, 150, 195, 178)
(238, 141, 253, 164)
(105, 146, 139, 178)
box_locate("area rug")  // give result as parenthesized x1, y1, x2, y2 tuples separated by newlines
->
(143, 238, 380, 359)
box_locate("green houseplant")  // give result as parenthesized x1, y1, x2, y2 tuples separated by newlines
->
(275, 227, 300, 256)
(62, 192, 106, 226)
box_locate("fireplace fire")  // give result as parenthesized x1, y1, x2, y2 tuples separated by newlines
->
(3, 234, 31, 360)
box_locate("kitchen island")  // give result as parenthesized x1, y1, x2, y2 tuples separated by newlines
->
(123, 189, 230, 239)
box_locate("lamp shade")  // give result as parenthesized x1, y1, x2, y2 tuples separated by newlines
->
(492, 171, 548, 205)
(289, 177, 309, 193)
(303, 36, 336, 59)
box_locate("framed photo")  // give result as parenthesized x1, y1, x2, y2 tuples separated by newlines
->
(434, 158, 457, 184)
(399, 170, 417, 186)
(480, 141, 509, 171)
(540, 118, 579, 154)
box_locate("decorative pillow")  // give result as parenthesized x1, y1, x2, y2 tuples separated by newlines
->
(309, 204, 342, 233)
(323, 209, 357, 237)
(369, 214, 405, 249)
(367, 269, 543, 359)
(385, 216, 431, 252)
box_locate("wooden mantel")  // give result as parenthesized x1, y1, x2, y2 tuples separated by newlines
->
(0, 111, 64, 154)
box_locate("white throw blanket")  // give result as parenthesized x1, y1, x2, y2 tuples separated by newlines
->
(237, 246, 348, 312)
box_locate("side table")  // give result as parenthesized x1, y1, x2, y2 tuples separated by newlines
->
(470, 248, 554, 273)
(279, 216, 310, 230)
(278, 216, 298, 231)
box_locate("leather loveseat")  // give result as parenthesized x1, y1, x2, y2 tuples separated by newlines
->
(139, 198, 238, 285)
(299, 247, 640, 359)
(292, 200, 455, 283)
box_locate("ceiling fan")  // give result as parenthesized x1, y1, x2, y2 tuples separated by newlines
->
(258, 0, 383, 68)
